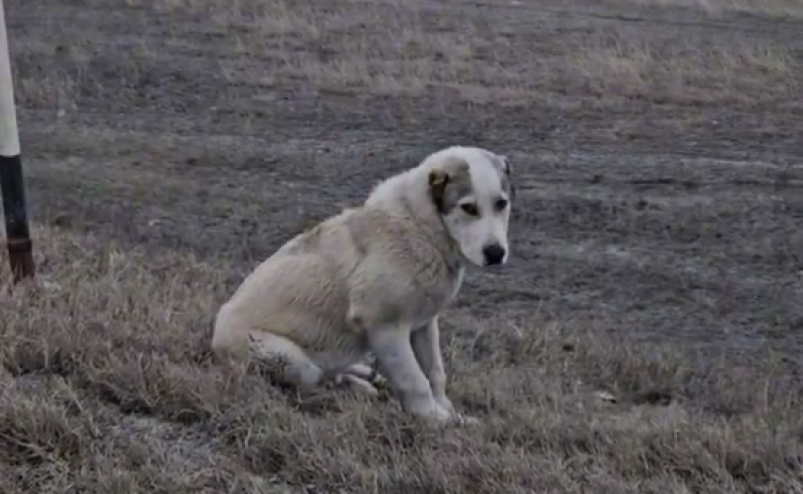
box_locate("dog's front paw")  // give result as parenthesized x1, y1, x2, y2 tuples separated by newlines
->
(410, 400, 478, 427)
(434, 394, 455, 415)
(423, 408, 480, 427)
(433, 393, 478, 426)
(407, 398, 453, 423)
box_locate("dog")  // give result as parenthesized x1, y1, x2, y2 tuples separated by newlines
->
(212, 145, 514, 424)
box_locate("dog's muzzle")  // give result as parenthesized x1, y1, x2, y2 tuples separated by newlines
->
(482, 243, 506, 266)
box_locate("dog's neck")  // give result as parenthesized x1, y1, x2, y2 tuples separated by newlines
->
(365, 168, 464, 273)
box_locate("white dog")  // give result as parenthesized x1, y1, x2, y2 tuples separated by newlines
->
(212, 145, 514, 424)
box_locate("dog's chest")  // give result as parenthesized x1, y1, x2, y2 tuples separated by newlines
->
(410, 265, 464, 322)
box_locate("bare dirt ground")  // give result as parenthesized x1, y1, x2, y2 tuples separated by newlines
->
(1, 0, 802, 492)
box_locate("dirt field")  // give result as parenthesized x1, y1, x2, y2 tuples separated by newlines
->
(1, 0, 802, 492)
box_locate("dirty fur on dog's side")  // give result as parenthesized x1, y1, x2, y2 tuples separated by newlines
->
(212, 146, 514, 424)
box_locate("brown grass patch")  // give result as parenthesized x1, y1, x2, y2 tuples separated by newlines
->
(2, 225, 802, 492)
(216, 1, 799, 107)
(12, 0, 800, 111)
(603, 0, 803, 19)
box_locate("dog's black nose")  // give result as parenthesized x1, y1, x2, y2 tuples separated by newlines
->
(482, 243, 506, 266)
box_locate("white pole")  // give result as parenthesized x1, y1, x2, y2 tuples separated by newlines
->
(0, 0, 19, 157)
(0, 0, 35, 282)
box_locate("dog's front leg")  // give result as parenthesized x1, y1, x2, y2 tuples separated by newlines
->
(367, 324, 451, 422)
(412, 318, 479, 425)
(411, 317, 454, 414)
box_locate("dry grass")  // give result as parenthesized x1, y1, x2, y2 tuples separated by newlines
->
(215, 0, 798, 106)
(604, 0, 803, 18)
(3, 0, 803, 491)
(1, 227, 801, 492)
(12, 0, 799, 111)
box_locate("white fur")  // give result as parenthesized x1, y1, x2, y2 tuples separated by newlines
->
(212, 146, 513, 425)
(444, 149, 511, 267)
(368, 146, 512, 267)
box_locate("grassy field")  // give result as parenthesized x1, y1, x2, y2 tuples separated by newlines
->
(2, 0, 802, 492)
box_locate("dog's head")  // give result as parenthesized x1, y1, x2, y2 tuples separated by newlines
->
(425, 146, 514, 268)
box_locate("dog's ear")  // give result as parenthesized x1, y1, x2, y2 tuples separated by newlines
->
(428, 169, 450, 213)
(500, 155, 515, 201)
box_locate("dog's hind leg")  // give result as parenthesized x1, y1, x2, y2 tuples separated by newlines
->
(247, 332, 324, 390)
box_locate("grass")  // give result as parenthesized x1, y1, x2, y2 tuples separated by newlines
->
(3, 0, 803, 491)
(2, 226, 802, 492)
(604, 0, 803, 18)
(12, 0, 799, 111)
(201, 1, 798, 107)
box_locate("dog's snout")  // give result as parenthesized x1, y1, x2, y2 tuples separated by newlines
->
(482, 243, 506, 266)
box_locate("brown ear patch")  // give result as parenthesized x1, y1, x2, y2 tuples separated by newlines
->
(428, 170, 450, 213)
(500, 155, 515, 201)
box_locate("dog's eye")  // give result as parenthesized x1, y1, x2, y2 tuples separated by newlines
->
(495, 198, 509, 211)
(460, 203, 479, 216)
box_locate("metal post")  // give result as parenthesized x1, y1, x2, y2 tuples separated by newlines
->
(0, 0, 34, 282)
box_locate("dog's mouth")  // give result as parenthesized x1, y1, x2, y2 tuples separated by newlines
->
(461, 254, 507, 269)
(478, 250, 512, 270)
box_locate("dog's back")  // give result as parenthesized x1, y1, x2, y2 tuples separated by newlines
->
(211, 196, 457, 356)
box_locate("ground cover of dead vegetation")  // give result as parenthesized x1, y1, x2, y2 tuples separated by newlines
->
(2, 0, 802, 492)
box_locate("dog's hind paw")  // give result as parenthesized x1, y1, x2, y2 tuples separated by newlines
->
(344, 362, 387, 388)
(334, 373, 381, 397)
